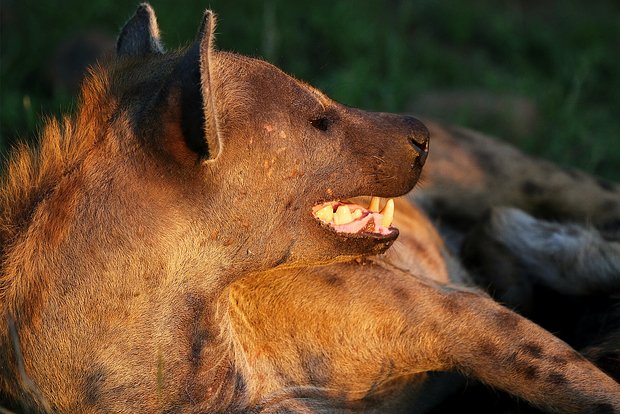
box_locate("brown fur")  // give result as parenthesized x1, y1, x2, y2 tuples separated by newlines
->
(1, 5, 619, 414)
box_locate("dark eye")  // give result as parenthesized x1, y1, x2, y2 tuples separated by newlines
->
(310, 116, 331, 132)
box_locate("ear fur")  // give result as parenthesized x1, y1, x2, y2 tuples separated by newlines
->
(117, 3, 164, 57)
(197, 10, 222, 161)
(168, 10, 221, 161)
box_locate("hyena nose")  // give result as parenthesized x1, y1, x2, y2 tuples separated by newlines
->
(403, 116, 430, 165)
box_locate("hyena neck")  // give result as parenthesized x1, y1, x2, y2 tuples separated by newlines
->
(0, 69, 114, 260)
(0, 140, 224, 319)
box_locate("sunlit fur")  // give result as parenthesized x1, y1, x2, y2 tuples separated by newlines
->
(1, 5, 619, 414)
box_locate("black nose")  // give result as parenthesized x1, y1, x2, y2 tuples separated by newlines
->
(403, 116, 430, 165)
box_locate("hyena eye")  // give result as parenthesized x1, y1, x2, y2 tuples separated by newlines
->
(310, 116, 331, 132)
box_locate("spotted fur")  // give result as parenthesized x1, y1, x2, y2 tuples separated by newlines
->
(1, 5, 619, 414)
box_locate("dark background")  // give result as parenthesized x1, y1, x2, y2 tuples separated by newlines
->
(1, 0, 619, 180)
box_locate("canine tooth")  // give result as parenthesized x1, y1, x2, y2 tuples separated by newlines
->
(369, 196, 381, 212)
(315, 205, 334, 222)
(352, 209, 363, 220)
(380, 199, 394, 227)
(334, 205, 353, 225)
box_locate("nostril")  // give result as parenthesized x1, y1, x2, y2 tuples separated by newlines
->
(414, 141, 429, 166)
(402, 115, 430, 155)
(408, 128, 430, 160)
(410, 135, 429, 153)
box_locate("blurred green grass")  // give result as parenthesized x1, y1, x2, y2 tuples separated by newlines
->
(1, 0, 619, 180)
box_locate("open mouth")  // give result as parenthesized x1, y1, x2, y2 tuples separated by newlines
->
(312, 196, 397, 239)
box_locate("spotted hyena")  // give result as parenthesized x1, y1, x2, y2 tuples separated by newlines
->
(1, 4, 619, 414)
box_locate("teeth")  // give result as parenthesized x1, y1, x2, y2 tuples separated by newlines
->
(380, 199, 394, 228)
(369, 196, 381, 212)
(315, 205, 334, 222)
(334, 205, 354, 225)
(316, 199, 392, 229)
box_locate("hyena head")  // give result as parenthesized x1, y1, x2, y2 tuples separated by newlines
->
(106, 4, 429, 276)
(0, 5, 427, 295)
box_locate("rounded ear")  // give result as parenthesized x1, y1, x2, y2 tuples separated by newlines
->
(117, 3, 164, 57)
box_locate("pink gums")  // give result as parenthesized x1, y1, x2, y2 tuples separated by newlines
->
(313, 202, 393, 235)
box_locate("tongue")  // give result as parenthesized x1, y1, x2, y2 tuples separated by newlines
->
(332, 212, 392, 235)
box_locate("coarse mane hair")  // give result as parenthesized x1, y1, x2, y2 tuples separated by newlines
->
(0, 65, 113, 303)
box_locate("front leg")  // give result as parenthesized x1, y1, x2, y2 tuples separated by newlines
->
(227, 261, 620, 413)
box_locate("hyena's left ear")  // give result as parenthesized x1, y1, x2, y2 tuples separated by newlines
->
(169, 10, 222, 162)
(117, 3, 164, 57)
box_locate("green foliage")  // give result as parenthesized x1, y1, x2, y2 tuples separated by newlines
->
(2, 0, 619, 179)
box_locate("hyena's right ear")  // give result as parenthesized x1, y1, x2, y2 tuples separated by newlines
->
(117, 3, 164, 57)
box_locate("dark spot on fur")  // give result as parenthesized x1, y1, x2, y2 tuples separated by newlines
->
(392, 287, 409, 302)
(443, 294, 462, 314)
(323, 273, 344, 287)
(234, 371, 247, 393)
(185, 292, 206, 313)
(522, 365, 539, 380)
(299, 348, 332, 386)
(505, 351, 539, 379)
(494, 309, 520, 330)
(597, 178, 616, 193)
(85, 366, 107, 406)
(191, 329, 209, 367)
(521, 343, 543, 359)
(547, 372, 567, 385)
(521, 180, 545, 197)
(479, 340, 500, 359)
(593, 403, 615, 414)
(184, 292, 209, 367)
